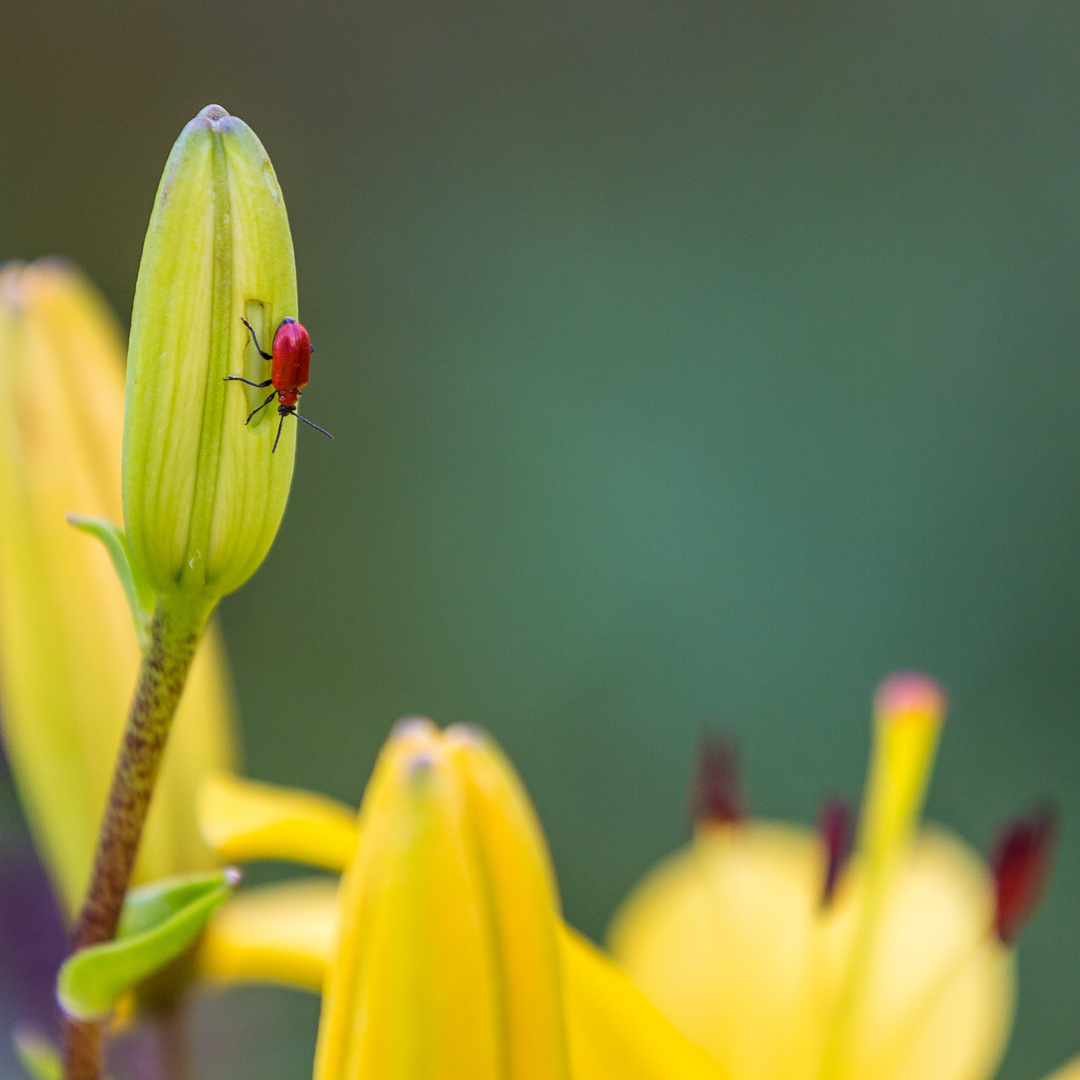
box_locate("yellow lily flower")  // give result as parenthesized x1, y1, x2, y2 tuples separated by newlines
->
(196, 721, 729, 1080)
(607, 673, 1059, 1080)
(0, 259, 237, 918)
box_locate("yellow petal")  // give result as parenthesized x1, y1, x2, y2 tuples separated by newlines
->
(1043, 1057, 1080, 1080)
(561, 926, 730, 1080)
(609, 823, 827, 1080)
(610, 823, 1013, 1080)
(197, 772, 358, 870)
(824, 831, 1013, 1080)
(446, 727, 570, 1080)
(0, 260, 236, 917)
(198, 878, 338, 991)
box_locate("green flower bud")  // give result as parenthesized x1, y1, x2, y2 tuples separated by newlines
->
(122, 105, 298, 605)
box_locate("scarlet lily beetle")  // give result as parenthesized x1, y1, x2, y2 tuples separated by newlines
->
(225, 317, 333, 452)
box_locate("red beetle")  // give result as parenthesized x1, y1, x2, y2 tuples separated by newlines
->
(225, 317, 333, 452)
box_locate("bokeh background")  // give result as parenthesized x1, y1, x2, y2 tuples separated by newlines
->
(2, 0, 1079, 1076)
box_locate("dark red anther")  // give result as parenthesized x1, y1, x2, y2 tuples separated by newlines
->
(819, 797, 854, 907)
(688, 737, 742, 826)
(992, 808, 1056, 945)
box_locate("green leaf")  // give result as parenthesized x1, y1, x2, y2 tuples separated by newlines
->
(57, 869, 239, 1021)
(13, 1028, 61, 1080)
(65, 515, 158, 652)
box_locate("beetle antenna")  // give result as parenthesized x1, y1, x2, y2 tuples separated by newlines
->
(296, 414, 334, 439)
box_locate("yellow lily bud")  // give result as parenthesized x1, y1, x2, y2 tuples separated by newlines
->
(123, 104, 298, 604)
(196, 725, 729, 1080)
(314, 720, 571, 1080)
(0, 259, 237, 917)
(609, 673, 1014, 1080)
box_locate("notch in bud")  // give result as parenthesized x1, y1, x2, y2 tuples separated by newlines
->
(122, 104, 299, 608)
(688, 737, 742, 827)
(992, 808, 1055, 944)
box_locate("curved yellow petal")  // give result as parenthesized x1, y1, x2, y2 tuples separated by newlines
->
(197, 878, 339, 991)
(446, 727, 570, 1080)
(1043, 1057, 1080, 1080)
(609, 823, 825, 1080)
(198, 772, 358, 870)
(561, 926, 730, 1080)
(610, 823, 1013, 1080)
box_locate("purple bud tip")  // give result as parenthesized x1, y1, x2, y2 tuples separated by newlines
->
(224, 867, 242, 888)
(874, 671, 948, 725)
(392, 716, 435, 739)
(689, 737, 742, 826)
(993, 807, 1056, 944)
(448, 723, 486, 746)
(198, 104, 230, 121)
(406, 751, 437, 779)
(819, 797, 854, 906)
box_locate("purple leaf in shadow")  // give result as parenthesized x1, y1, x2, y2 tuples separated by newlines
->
(0, 843, 67, 1035)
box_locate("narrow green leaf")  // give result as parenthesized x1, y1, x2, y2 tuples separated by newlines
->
(65, 515, 158, 652)
(57, 869, 239, 1021)
(13, 1028, 61, 1080)
(118, 869, 238, 937)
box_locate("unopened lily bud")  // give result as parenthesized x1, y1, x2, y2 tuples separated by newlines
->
(314, 720, 571, 1080)
(0, 260, 237, 916)
(123, 104, 298, 607)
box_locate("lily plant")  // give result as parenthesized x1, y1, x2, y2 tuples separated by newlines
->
(0, 102, 1073, 1080)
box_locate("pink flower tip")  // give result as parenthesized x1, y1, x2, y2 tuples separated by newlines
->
(874, 672, 948, 725)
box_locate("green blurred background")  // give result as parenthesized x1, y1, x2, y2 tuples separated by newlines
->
(2, 0, 1080, 1076)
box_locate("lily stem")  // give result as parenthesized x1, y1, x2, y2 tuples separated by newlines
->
(62, 598, 207, 1080)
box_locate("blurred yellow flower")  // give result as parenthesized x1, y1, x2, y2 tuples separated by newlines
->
(0, 259, 237, 918)
(196, 721, 728, 1080)
(608, 673, 1058, 1080)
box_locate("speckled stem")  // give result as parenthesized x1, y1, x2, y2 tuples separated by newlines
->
(62, 595, 212, 1080)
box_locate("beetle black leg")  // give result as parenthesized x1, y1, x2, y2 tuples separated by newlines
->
(272, 411, 288, 453)
(225, 375, 273, 388)
(246, 391, 277, 425)
(240, 317, 273, 360)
